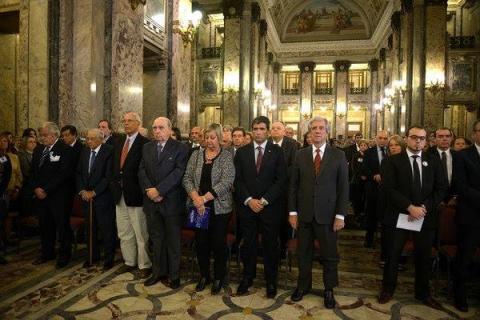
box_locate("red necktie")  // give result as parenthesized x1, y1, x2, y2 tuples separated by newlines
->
(120, 137, 130, 169)
(314, 148, 321, 176)
(256, 146, 263, 174)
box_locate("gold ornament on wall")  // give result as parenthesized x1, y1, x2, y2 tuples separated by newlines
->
(130, 0, 146, 11)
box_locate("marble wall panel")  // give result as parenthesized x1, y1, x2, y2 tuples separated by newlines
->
(335, 71, 348, 138)
(239, 0, 252, 128)
(411, 3, 425, 126)
(0, 34, 17, 133)
(223, 17, 241, 126)
(143, 69, 167, 129)
(58, 0, 73, 126)
(111, 0, 144, 131)
(16, 0, 29, 130)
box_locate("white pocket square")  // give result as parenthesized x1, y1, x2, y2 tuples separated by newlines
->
(50, 155, 61, 162)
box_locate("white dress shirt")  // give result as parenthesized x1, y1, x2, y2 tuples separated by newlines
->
(244, 140, 269, 206)
(437, 147, 452, 184)
(272, 138, 283, 147)
(475, 143, 480, 156)
(406, 149, 423, 185)
(290, 143, 344, 221)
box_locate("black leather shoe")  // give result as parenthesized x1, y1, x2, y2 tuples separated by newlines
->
(291, 288, 310, 302)
(56, 259, 70, 269)
(236, 278, 252, 295)
(266, 284, 277, 299)
(324, 289, 336, 309)
(169, 278, 180, 289)
(195, 277, 211, 292)
(211, 280, 224, 295)
(144, 275, 160, 287)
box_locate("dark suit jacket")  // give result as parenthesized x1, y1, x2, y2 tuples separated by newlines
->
(453, 145, 480, 226)
(234, 141, 287, 216)
(362, 146, 383, 195)
(138, 138, 189, 216)
(31, 140, 74, 200)
(382, 151, 447, 229)
(104, 136, 115, 146)
(426, 147, 458, 200)
(111, 133, 149, 206)
(288, 144, 349, 225)
(269, 136, 298, 175)
(76, 144, 114, 205)
(70, 140, 83, 168)
(344, 144, 359, 164)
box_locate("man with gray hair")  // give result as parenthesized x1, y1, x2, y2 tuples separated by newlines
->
(76, 129, 116, 270)
(111, 111, 152, 278)
(31, 122, 74, 268)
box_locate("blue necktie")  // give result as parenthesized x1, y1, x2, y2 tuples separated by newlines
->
(88, 151, 96, 174)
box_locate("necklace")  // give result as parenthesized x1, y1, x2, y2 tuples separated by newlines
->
(205, 148, 219, 163)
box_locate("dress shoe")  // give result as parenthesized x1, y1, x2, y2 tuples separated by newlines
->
(103, 260, 114, 271)
(211, 280, 224, 295)
(266, 284, 277, 299)
(32, 256, 53, 265)
(169, 278, 180, 289)
(56, 259, 70, 269)
(377, 291, 393, 304)
(195, 277, 211, 292)
(144, 275, 160, 287)
(139, 268, 152, 279)
(323, 289, 336, 309)
(118, 264, 136, 274)
(236, 278, 253, 295)
(418, 296, 443, 310)
(291, 288, 310, 302)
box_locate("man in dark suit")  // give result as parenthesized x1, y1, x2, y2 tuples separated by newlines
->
(378, 125, 447, 309)
(76, 129, 115, 270)
(138, 117, 188, 288)
(343, 132, 363, 165)
(453, 119, 480, 312)
(31, 122, 74, 268)
(98, 119, 115, 146)
(61, 125, 83, 168)
(227, 127, 246, 157)
(288, 116, 349, 309)
(111, 111, 152, 278)
(362, 130, 389, 247)
(234, 116, 287, 298)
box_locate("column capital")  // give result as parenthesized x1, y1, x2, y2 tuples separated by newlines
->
(368, 59, 379, 72)
(333, 60, 351, 72)
(391, 11, 401, 33)
(259, 19, 268, 36)
(401, 0, 413, 14)
(299, 61, 316, 73)
(223, 0, 244, 18)
(425, 0, 448, 6)
(273, 62, 281, 73)
(251, 2, 261, 22)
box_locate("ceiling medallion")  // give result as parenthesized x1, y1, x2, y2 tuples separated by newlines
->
(130, 0, 146, 11)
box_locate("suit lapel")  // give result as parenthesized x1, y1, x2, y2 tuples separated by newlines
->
(248, 143, 256, 174)
(401, 152, 414, 187)
(125, 135, 140, 166)
(304, 146, 315, 177)
(259, 142, 273, 173)
(156, 139, 172, 164)
(89, 145, 104, 177)
(468, 145, 480, 166)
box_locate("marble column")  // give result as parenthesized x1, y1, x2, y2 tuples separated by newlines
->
(334, 60, 351, 139)
(401, 0, 414, 128)
(110, 0, 144, 131)
(411, 0, 426, 125)
(272, 62, 281, 121)
(423, 0, 447, 132)
(249, 2, 260, 121)
(256, 19, 267, 117)
(222, 0, 243, 126)
(0, 34, 17, 133)
(369, 59, 379, 137)
(391, 11, 402, 134)
(299, 62, 315, 137)
(239, 0, 252, 128)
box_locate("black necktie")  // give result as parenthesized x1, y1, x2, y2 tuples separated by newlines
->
(256, 146, 263, 174)
(157, 143, 163, 160)
(380, 147, 386, 160)
(441, 151, 449, 185)
(39, 147, 49, 167)
(411, 155, 422, 204)
(88, 151, 96, 174)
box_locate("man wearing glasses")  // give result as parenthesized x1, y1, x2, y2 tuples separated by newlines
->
(378, 126, 447, 309)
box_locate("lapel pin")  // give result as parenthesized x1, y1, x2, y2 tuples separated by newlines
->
(422, 161, 428, 167)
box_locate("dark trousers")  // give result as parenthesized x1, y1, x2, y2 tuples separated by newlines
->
(239, 209, 280, 285)
(83, 199, 116, 264)
(365, 191, 379, 245)
(297, 220, 339, 290)
(350, 182, 365, 216)
(195, 212, 230, 281)
(454, 223, 480, 301)
(37, 196, 72, 261)
(382, 227, 435, 299)
(145, 211, 181, 280)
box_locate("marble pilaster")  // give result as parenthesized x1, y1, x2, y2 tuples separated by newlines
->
(334, 61, 350, 139)
(256, 19, 267, 117)
(299, 62, 314, 137)
(369, 59, 379, 137)
(0, 34, 17, 133)
(239, 0, 252, 128)
(424, 0, 447, 132)
(401, 0, 414, 128)
(271, 62, 280, 121)
(111, 0, 144, 130)
(249, 7, 259, 120)
(143, 69, 168, 130)
(16, 0, 29, 131)
(411, 0, 426, 125)
(58, 0, 73, 126)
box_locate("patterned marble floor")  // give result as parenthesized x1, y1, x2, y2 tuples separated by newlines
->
(0, 230, 478, 320)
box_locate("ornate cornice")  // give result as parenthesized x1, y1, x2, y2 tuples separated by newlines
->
(425, 0, 448, 6)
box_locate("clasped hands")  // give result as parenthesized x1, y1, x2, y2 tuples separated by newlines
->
(146, 188, 163, 203)
(78, 190, 95, 201)
(192, 192, 214, 215)
(407, 204, 427, 221)
(248, 198, 265, 213)
(34, 188, 47, 200)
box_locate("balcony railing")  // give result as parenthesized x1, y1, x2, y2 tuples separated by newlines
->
(349, 87, 369, 94)
(449, 36, 475, 49)
(201, 47, 222, 59)
(281, 88, 299, 95)
(315, 87, 333, 95)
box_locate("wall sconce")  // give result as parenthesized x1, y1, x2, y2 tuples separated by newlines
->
(301, 98, 311, 119)
(336, 102, 346, 119)
(173, 10, 203, 47)
(425, 79, 445, 95)
(425, 70, 446, 95)
(374, 103, 382, 112)
(254, 82, 265, 99)
(392, 79, 406, 98)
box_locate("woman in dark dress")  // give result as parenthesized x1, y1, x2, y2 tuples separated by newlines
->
(350, 139, 369, 222)
(0, 134, 13, 264)
(183, 123, 235, 294)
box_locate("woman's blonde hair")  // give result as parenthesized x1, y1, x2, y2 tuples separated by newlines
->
(205, 123, 223, 142)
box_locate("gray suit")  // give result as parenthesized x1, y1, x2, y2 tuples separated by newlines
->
(138, 138, 188, 280)
(288, 144, 349, 290)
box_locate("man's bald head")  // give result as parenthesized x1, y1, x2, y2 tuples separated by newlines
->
(376, 130, 389, 147)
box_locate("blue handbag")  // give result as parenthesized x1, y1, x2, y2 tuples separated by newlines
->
(186, 206, 211, 229)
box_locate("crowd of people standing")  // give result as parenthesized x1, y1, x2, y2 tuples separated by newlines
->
(0, 113, 479, 312)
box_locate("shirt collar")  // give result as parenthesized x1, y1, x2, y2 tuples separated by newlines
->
(406, 148, 422, 159)
(312, 142, 326, 156)
(475, 143, 480, 155)
(273, 138, 283, 146)
(70, 139, 77, 147)
(436, 147, 450, 156)
(48, 139, 59, 151)
(126, 131, 139, 142)
(91, 144, 101, 154)
(254, 140, 268, 150)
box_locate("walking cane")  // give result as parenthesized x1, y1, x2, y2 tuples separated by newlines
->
(89, 199, 93, 266)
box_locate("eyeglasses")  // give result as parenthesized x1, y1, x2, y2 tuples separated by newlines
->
(408, 135, 426, 141)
